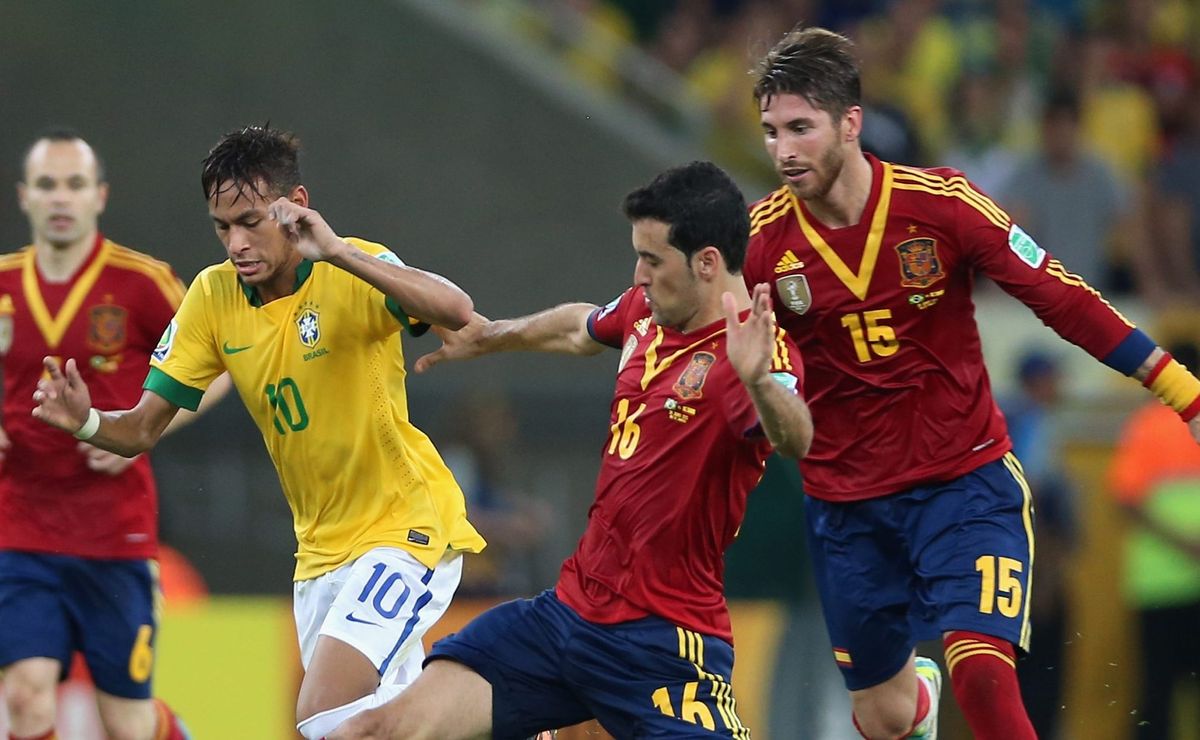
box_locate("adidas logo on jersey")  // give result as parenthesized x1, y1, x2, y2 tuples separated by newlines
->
(633, 317, 651, 336)
(774, 250, 804, 273)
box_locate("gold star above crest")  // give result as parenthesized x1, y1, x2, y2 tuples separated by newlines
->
(907, 224, 918, 234)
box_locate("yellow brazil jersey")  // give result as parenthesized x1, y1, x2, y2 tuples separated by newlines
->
(145, 238, 485, 580)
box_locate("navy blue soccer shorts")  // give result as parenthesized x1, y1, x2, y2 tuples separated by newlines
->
(0, 551, 161, 699)
(428, 589, 751, 739)
(805, 452, 1035, 691)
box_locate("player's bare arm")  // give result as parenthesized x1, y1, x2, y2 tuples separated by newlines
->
(268, 198, 473, 330)
(724, 283, 813, 460)
(32, 357, 181, 457)
(78, 372, 233, 475)
(414, 303, 605, 373)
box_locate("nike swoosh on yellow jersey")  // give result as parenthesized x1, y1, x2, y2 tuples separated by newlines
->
(222, 341, 253, 355)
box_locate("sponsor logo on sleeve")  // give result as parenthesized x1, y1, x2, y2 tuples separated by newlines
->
(595, 295, 622, 322)
(1008, 224, 1046, 269)
(152, 320, 177, 362)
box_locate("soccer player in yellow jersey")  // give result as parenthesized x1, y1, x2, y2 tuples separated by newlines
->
(31, 125, 486, 739)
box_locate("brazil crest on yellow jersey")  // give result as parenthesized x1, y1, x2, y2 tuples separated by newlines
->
(145, 238, 485, 579)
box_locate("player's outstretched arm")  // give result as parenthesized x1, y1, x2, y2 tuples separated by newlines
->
(725, 283, 813, 460)
(77, 371, 235, 475)
(268, 198, 473, 330)
(33, 357, 182, 457)
(415, 303, 605, 374)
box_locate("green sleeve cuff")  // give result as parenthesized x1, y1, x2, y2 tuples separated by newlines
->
(385, 296, 430, 337)
(143, 367, 205, 411)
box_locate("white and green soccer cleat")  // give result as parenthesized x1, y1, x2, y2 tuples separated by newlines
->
(909, 656, 942, 739)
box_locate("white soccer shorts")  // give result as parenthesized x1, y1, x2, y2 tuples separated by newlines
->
(293, 547, 462, 688)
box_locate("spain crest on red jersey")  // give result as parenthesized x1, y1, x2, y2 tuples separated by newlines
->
(895, 237, 944, 289)
(87, 304, 127, 353)
(673, 352, 715, 399)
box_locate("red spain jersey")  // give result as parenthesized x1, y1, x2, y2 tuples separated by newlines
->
(555, 286, 804, 642)
(0, 235, 184, 559)
(743, 154, 1136, 502)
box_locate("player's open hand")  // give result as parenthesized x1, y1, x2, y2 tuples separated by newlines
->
(724, 283, 776, 388)
(268, 198, 346, 262)
(31, 357, 93, 434)
(413, 311, 493, 374)
(78, 442, 139, 475)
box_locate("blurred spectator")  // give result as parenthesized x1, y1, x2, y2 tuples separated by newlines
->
(955, 0, 1062, 154)
(439, 392, 552, 597)
(1058, 28, 1159, 180)
(1000, 87, 1140, 293)
(1000, 350, 1077, 740)
(1147, 84, 1200, 302)
(852, 18, 924, 165)
(559, 0, 637, 92)
(684, 0, 791, 179)
(648, 1, 718, 74)
(853, 0, 962, 162)
(942, 69, 1023, 195)
(1108, 340, 1200, 740)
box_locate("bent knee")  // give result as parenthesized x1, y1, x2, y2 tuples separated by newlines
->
(855, 713, 917, 740)
(96, 697, 158, 740)
(3, 666, 58, 722)
(852, 694, 918, 739)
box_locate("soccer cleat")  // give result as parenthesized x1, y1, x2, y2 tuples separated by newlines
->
(909, 656, 942, 739)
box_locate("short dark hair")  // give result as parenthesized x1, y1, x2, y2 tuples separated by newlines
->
(22, 127, 106, 182)
(200, 124, 302, 203)
(753, 27, 861, 120)
(621, 161, 749, 272)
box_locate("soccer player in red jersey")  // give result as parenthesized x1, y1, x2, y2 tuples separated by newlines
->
(329, 161, 813, 740)
(0, 131, 228, 740)
(742, 28, 1200, 740)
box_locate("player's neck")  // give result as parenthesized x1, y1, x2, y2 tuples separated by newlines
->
(800, 150, 872, 229)
(256, 251, 305, 304)
(681, 277, 750, 334)
(34, 229, 99, 283)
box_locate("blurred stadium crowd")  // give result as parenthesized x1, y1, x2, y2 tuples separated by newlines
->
(478, 0, 1200, 308)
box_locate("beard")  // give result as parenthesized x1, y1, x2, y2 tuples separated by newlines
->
(785, 141, 846, 201)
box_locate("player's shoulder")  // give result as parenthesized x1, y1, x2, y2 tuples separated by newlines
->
(104, 239, 179, 279)
(188, 261, 240, 298)
(748, 186, 794, 239)
(892, 162, 968, 180)
(0, 247, 28, 275)
(890, 162, 1010, 227)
